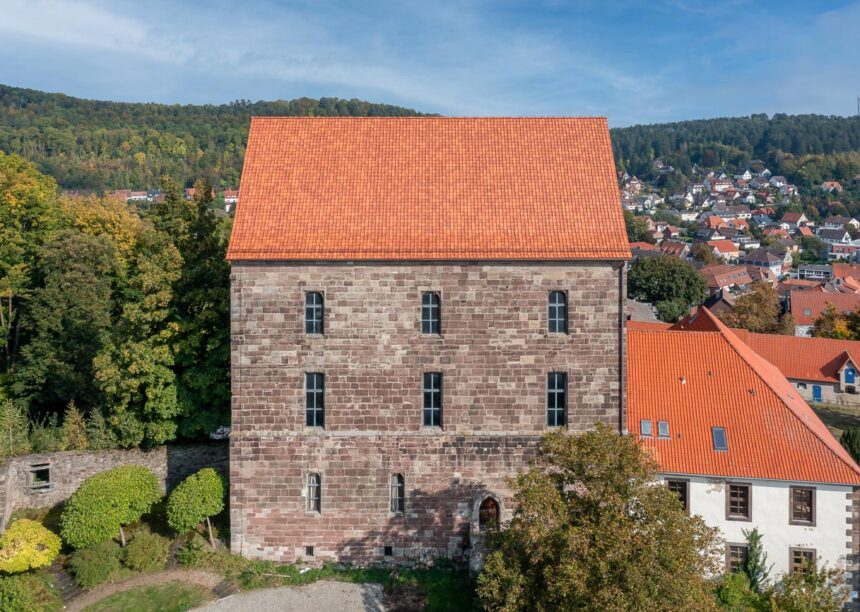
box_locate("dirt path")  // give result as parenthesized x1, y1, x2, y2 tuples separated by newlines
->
(198, 581, 385, 612)
(64, 569, 223, 612)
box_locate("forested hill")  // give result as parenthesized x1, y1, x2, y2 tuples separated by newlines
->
(611, 114, 860, 191)
(3, 82, 860, 192)
(0, 84, 426, 190)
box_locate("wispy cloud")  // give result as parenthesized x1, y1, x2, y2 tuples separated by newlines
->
(0, 0, 856, 123)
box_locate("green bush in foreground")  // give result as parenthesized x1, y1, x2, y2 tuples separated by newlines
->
(167, 468, 226, 547)
(61, 465, 161, 548)
(0, 519, 62, 573)
(0, 572, 61, 612)
(68, 540, 123, 590)
(123, 529, 169, 572)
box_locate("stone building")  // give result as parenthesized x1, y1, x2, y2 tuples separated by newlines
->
(227, 117, 630, 564)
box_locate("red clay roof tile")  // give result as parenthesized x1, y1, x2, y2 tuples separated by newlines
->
(629, 308, 860, 484)
(227, 117, 630, 261)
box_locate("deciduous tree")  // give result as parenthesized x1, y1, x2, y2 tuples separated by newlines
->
(476, 424, 721, 611)
(166, 467, 226, 547)
(628, 256, 707, 322)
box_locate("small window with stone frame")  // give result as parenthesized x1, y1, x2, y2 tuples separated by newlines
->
(27, 463, 52, 493)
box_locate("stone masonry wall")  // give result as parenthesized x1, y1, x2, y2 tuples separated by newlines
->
(0, 443, 227, 530)
(230, 262, 625, 564)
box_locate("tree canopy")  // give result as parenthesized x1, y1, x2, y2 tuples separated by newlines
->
(476, 424, 721, 611)
(627, 256, 707, 322)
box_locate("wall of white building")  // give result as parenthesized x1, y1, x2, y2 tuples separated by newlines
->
(660, 474, 853, 579)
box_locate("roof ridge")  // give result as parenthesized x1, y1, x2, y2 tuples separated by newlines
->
(699, 308, 860, 479)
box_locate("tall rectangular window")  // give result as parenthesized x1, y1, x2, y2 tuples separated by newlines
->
(423, 373, 442, 427)
(548, 291, 568, 333)
(726, 483, 751, 520)
(421, 292, 441, 334)
(790, 487, 815, 525)
(306, 473, 321, 513)
(727, 544, 749, 573)
(305, 373, 325, 427)
(666, 479, 689, 512)
(712, 427, 728, 451)
(305, 292, 324, 334)
(390, 474, 405, 513)
(547, 372, 567, 427)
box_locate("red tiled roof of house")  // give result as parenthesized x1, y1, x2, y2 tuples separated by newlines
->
(833, 263, 860, 280)
(227, 117, 630, 261)
(781, 212, 804, 223)
(730, 330, 860, 384)
(629, 242, 659, 250)
(707, 240, 738, 254)
(797, 226, 814, 237)
(627, 320, 671, 331)
(698, 264, 752, 290)
(789, 290, 860, 325)
(629, 308, 860, 484)
(660, 241, 688, 257)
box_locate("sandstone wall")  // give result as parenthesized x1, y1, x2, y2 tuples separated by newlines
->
(230, 262, 625, 564)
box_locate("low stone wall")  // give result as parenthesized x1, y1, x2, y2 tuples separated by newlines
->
(0, 442, 228, 531)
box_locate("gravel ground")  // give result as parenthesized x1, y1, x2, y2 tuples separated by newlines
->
(199, 581, 386, 612)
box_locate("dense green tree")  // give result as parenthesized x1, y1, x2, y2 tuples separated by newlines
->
(13, 231, 118, 411)
(742, 527, 771, 592)
(60, 465, 161, 548)
(150, 179, 230, 437)
(0, 152, 60, 375)
(797, 236, 829, 263)
(628, 256, 707, 322)
(476, 425, 721, 611)
(93, 230, 182, 447)
(623, 210, 653, 243)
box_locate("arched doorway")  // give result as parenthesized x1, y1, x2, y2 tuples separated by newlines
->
(478, 496, 499, 532)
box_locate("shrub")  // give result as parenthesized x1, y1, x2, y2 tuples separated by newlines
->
(0, 400, 31, 458)
(61, 465, 161, 549)
(62, 401, 88, 451)
(767, 561, 849, 611)
(840, 427, 860, 462)
(0, 572, 62, 612)
(0, 519, 62, 573)
(86, 410, 117, 451)
(175, 532, 208, 567)
(123, 529, 169, 572)
(67, 541, 123, 590)
(167, 468, 226, 547)
(29, 413, 65, 453)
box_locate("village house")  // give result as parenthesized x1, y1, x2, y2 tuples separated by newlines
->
(780, 212, 808, 230)
(629, 309, 860, 584)
(660, 240, 690, 258)
(824, 215, 860, 230)
(821, 181, 844, 194)
(817, 227, 852, 245)
(770, 175, 788, 188)
(731, 328, 860, 406)
(739, 248, 784, 278)
(789, 290, 860, 336)
(226, 117, 629, 565)
(706, 240, 740, 262)
(797, 264, 832, 281)
(224, 188, 239, 213)
(698, 264, 752, 297)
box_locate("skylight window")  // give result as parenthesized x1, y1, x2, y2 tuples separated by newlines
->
(657, 421, 670, 438)
(712, 427, 728, 451)
(640, 419, 652, 437)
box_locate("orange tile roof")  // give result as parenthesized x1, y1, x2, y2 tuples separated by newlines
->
(707, 240, 739, 254)
(628, 308, 860, 484)
(227, 117, 630, 261)
(833, 263, 860, 279)
(627, 320, 671, 331)
(789, 290, 860, 325)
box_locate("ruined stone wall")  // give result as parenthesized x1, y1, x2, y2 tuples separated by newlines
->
(230, 262, 625, 564)
(0, 443, 228, 530)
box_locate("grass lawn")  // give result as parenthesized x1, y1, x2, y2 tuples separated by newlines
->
(82, 581, 211, 612)
(811, 403, 860, 438)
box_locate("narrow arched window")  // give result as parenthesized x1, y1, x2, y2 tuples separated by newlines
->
(305, 292, 324, 334)
(421, 292, 441, 334)
(479, 497, 500, 532)
(307, 473, 321, 512)
(390, 474, 405, 513)
(548, 291, 568, 333)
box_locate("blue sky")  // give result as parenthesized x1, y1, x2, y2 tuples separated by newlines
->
(0, 0, 858, 126)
